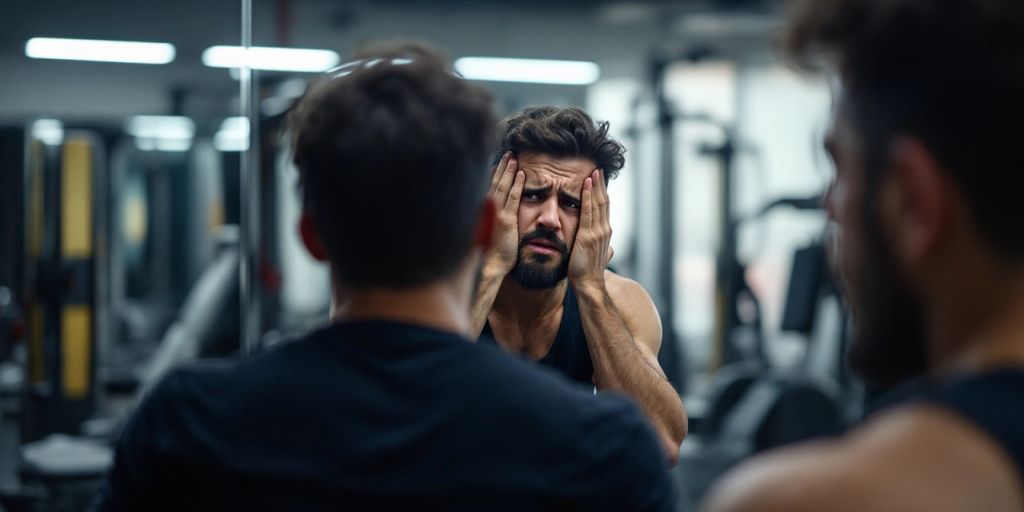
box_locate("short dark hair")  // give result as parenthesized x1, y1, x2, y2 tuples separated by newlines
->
(289, 42, 497, 289)
(786, 0, 1024, 262)
(497, 106, 625, 183)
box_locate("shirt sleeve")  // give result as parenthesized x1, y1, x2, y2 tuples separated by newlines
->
(91, 372, 181, 512)
(621, 418, 679, 512)
(596, 396, 679, 512)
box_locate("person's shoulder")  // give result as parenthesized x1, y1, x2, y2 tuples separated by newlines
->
(602, 271, 658, 314)
(466, 340, 648, 426)
(135, 359, 236, 417)
(702, 404, 1024, 512)
(603, 270, 649, 299)
(463, 339, 592, 403)
(570, 391, 676, 509)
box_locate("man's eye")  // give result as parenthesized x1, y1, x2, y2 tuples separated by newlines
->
(563, 200, 580, 210)
(524, 193, 541, 201)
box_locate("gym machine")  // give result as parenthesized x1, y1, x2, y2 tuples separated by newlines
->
(637, 47, 854, 507)
(0, 121, 242, 512)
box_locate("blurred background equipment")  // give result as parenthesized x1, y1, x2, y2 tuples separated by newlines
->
(0, 0, 855, 510)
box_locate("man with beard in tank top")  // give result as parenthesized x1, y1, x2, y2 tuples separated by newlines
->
(704, 1, 1024, 510)
(473, 107, 687, 466)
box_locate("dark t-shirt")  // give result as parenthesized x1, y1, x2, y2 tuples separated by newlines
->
(94, 321, 674, 511)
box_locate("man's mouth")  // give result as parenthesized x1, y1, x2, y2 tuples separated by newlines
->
(527, 241, 559, 255)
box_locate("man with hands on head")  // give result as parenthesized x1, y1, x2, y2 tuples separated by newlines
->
(473, 106, 687, 465)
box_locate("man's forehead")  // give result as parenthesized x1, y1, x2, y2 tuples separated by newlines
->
(518, 152, 595, 182)
(523, 173, 585, 190)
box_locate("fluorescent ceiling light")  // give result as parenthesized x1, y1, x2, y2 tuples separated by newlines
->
(454, 57, 600, 85)
(31, 119, 64, 146)
(214, 117, 250, 152)
(202, 46, 340, 72)
(214, 133, 248, 152)
(135, 138, 191, 152)
(126, 116, 194, 140)
(25, 37, 175, 64)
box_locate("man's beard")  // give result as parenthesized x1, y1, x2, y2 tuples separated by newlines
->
(842, 206, 929, 389)
(508, 229, 570, 290)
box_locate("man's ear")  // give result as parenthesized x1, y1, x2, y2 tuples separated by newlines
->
(885, 137, 952, 267)
(474, 198, 497, 253)
(299, 212, 329, 262)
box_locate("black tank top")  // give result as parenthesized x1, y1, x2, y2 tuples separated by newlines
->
(925, 369, 1024, 484)
(480, 286, 594, 386)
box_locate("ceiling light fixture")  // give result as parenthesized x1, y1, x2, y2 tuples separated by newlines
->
(454, 57, 600, 85)
(214, 117, 250, 152)
(25, 37, 175, 64)
(202, 46, 340, 72)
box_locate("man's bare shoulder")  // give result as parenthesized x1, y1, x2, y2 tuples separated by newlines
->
(603, 271, 655, 310)
(702, 404, 1024, 512)
(601, 271, 661, 338)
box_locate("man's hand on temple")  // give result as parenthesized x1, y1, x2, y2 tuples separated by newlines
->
(469, 152, 525, 337)
(486, 151, 525, 278)
(569, 169, 613, 293)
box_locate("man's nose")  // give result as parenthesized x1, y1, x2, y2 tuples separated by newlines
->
(536, 197, 561, 232)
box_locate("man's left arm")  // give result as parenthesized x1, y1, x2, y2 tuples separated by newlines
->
(575, 273, 687, 465)
(570, 170, 687, 465)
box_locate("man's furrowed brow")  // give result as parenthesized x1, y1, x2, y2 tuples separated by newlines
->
(558, 190, 581, 203)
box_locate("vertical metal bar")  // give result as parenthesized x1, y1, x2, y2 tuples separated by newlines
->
(91, 137, 107, 397)
(653, 58, 683, 392)
(654, 65, 676, 336)
(240, 0, 261, 356)
(716, 137, 738, 368)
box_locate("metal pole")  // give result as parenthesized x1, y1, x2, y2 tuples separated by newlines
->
(240, 0, 261, 356)
(652, 57, 684, 393)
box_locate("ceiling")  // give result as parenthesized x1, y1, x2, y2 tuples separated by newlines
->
(0, 0, 780, 123)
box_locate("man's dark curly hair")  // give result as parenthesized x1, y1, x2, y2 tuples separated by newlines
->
(496, 106, 625, 184)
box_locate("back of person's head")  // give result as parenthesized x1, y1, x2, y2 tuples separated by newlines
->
(289, 42, 496, 289)
(497, 106, 625, 184)
(787, 0, 1024, 264)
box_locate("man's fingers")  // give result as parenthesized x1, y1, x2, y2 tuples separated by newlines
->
(490, 152, 512, 196)
(494, 156, 517, 199)
(593, 169, 610, 230)
(581, 177, 594, 232)
(506, 171, 525, 210)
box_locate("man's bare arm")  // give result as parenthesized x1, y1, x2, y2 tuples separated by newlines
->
(568, 171, 686, 464)
(576, 273, 687, 465)
(471, 152, 524, 338)
(470, 268, 506, 338)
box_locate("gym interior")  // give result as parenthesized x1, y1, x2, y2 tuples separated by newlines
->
(1, 0, 887, 510)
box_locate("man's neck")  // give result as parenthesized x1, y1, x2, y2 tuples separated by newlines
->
(929, 268, 1024, 378)
(492, 277, 567, 324)
(331, 282, 472, 338)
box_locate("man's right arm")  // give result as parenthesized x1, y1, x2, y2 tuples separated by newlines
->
(470, 265, 508, 338)
(471, 152, 524, 338)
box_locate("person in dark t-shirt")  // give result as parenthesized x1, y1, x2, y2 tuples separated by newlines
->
(93, 41, 674, 512)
